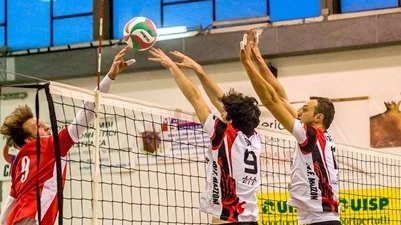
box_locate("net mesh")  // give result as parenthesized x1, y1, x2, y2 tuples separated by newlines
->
(3, 80, 401, 224)
(49, 81, 209, 224)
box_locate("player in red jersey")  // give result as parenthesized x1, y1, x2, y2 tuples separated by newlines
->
(0, 46, 132, 225)
(240, 30, 341, 225)
(149, 48, 261, 225)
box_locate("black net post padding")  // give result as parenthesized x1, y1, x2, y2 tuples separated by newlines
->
(43, 83, 63, 225)
(12, 83, 46, 225)
(34, 88, 42, 225)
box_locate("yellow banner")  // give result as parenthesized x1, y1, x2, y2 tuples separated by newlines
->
(258, 187, 400, 225)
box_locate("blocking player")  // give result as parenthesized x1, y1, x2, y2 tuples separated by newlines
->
(240, 30, 340, 225)
(149, 48, 261, 225)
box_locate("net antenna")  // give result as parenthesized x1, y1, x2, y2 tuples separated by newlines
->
(96, 0, 105, 90)
(92, 0, 105, 224)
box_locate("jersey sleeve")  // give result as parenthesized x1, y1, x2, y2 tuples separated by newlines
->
(58, 128, 75, 156)
(203, 113, 227, 151)
(292, 119, 317, 153)
(203, 113, 216, 136)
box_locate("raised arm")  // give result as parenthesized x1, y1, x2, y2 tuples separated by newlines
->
(170, 51, 225, 114)
(68, 46, 131, 142)
(247, 30, 297, 118)
(240, 33, 296, 133)
(148, 48, 211, 125)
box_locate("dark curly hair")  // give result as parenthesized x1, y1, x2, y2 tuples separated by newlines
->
(221, 89, 261, 135)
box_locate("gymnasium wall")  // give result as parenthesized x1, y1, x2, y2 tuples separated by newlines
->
(0, 40, 400, 220)
(2, 44, 399, 149)
(55, 44, 401, 151)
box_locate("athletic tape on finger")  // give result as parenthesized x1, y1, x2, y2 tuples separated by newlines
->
(240, 34, 248, 50)
(125, 59, 136, 66)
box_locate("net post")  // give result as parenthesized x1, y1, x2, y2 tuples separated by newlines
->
(91, 90, 101, 225)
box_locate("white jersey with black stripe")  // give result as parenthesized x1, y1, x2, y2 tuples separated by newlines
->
(288, 119, 340, 224)
(200, 114, 261, 222)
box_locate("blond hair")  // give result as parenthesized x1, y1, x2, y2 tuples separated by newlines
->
(0, 104, 33, 148)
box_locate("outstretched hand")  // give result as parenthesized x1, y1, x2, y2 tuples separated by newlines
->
(249, 30, 263, 61)
(240, 29, 266, 65)
(148, 48, 176, 69)
(107, 46, 135, 80)
(169, 51, 201, 71)
(239, 30, 254, 63)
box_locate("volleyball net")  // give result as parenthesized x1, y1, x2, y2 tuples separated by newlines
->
(2, 80, 401, 225)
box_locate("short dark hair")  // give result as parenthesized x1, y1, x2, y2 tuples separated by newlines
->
(310, 96, 335, 129)
(0, 104, 34, 148)
(221, 89, 261, 135)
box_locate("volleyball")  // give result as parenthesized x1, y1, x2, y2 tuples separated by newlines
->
(123, 17, 157, 51)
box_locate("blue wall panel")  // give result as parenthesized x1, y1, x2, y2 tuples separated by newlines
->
(53, 16, 93, 46)
(0, 27, 4, 46)
(269, 0, 321, 22)
(0, 0, 3, 46)
(53, 0, 92, 17)
(340, 0, 399, 13)
(3, 0, 400, 51)
(113, 0, 161, 40)
(0, 0, 4, 23)
(164, 1, 212, 29)
(8, 1, 50, 50)
(215, 0, 267, 21)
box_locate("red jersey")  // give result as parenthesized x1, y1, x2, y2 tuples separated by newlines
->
(7, 128, 74, 225)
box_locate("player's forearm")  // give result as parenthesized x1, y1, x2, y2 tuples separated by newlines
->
(193, 68, 225, 113)
(98, 74, 115, 93)
(68, 75, 114, 142)
(253, 54, 270, 76)
(253, 55, 289, 102)
(243, 59, 296, 131)
(243, 60, 278, 106)
(253, 55, 295, 116)
(170, 65, 202, 103)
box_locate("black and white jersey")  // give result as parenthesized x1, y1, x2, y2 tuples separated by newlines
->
(200, 114, 261, 222)
(288, 119, 340, 224)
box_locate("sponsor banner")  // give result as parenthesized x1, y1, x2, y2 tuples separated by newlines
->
(0, 145, 17, 181)
(258, 187, 400, 225)
(136, 117, 209, 165)
(67, 117, 137, 175)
